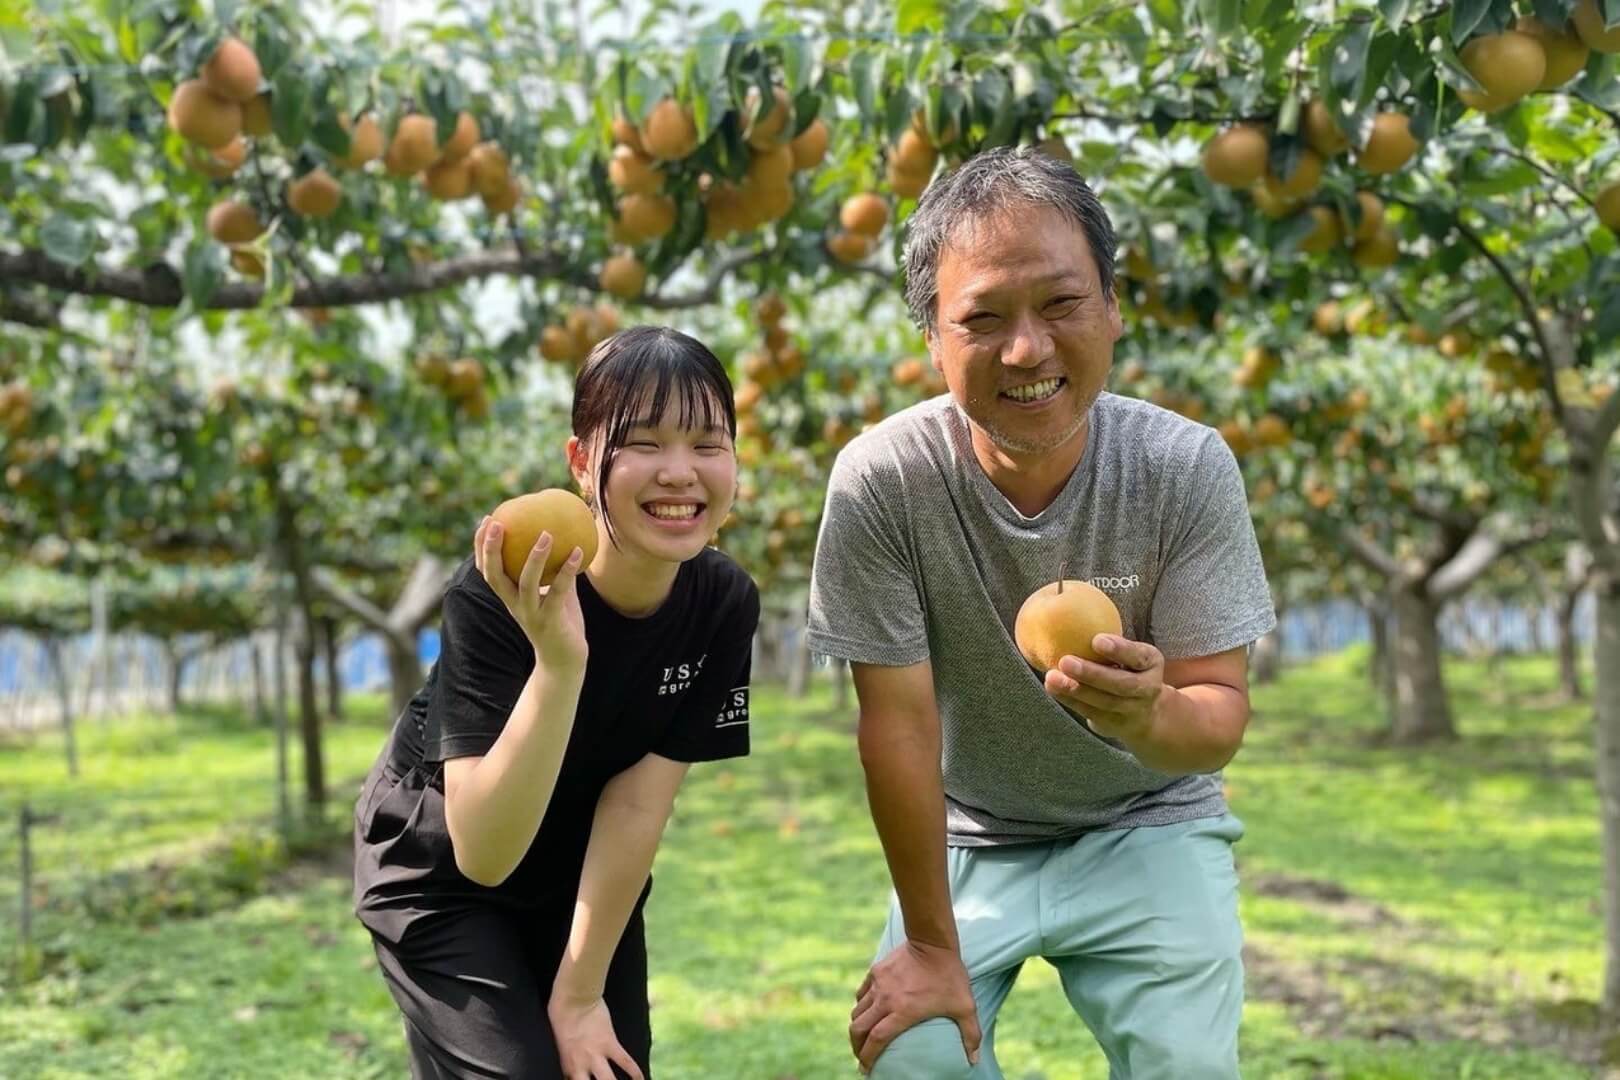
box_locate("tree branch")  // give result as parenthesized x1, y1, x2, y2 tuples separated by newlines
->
(0, 290, 57, 329)
(310, 567, 393, 634)
(1429, 517, 1552, 600)
(0, 240, 781, 315)
(1340, 526, 1404, 582)
(1445, 208, 1566, 427)
(643, 247, 769, 309)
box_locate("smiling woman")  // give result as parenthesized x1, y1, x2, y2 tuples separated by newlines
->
(351, 325, 761, 1080)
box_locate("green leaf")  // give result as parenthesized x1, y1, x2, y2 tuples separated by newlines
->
(183, 240, 225, 309)
(253, 18, 291, 80)
(896, 0, 944, 34)
(1145, 0, 1183, 34)
(780, 35, 812, 96)
(1359, 32, 1401, 107)
(1327, 19, 1373, 102)
(883, 83, 913, 143)
(1272, 210, 1320, 258)
(1377, 0, 1412, 28)
(972, 69, 1010, 128)
(117, 17, 139, 63)
(850, 49, 884, 125)
(1199, 0, 1243, 37)
(6, 76, 40, 144)
(272, 66, 310, 147)
(693, 21, 734, 91)
(1460, 160, 1538, 196)
(1450, 0, 1493, 45)
(790, 90, 820, 137)
(1595, 291, 1620, 342)
(310, 111, 351, 159)
(40, 213, 94, 267)
(1532, 0, 1574, 22)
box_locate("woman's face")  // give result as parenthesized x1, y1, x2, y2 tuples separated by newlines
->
(571, 396, 737, 566)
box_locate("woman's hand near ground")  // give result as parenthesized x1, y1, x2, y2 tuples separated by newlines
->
(547, 993, 644, 1080)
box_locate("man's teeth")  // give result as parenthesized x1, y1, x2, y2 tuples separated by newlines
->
(647, 503, 700, 519)
(1005, 378, 1063, 402)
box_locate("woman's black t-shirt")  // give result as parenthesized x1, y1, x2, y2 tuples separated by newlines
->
(353, 546, 758, 943)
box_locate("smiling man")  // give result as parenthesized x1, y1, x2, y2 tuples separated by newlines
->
(807, 147, 1276, 1078)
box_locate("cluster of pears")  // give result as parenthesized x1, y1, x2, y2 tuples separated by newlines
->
(1217, 412, 1293, 456)
(1232, 345, 1281, 391)
(599, 88, 831, 300)
(828, 192, 890, 265)
(1203, 103, 1409, 268)
(0, 380, 34, 437)
(414, 354, 490, 420)
(172, 37, 519, 279)
(538, 303, 622, 366)
(732, 292, 805, 464)
(885, 110, 947, 199)
(890, 355, 947, 395)
(1454, 7, 1607, 113)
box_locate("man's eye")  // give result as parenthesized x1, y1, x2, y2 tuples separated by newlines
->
(1046, 296, 1081, 312)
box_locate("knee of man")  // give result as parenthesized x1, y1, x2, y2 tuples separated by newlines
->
(867, 1018, 975, 1080)
(1132, 1036, 1239, 1080)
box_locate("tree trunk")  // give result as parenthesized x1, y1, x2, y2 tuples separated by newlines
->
(786, 623, 812, 698)
(1593, 573, 1620, 1015)
(386, 631, 423, 721)
(251, 635, 268, 724)
(274, 489, 326, 812)
(43, 638, 78, 778)
(309, 554, 449, 722)
(321, 617, 343, 721)
(1389, 586, 1455, 743)
(1367, 602, 1392, 696)
(293, 608, 324, 814)
(1558, 586, 1585, 702)
(1251, 625, 1283, 685)
(162, 639, 185, 714)
(272, 606, 292, 836)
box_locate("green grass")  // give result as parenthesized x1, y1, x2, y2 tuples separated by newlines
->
(0, 653, 1607, 1078)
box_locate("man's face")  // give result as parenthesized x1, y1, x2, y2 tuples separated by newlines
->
(927, 203, 1122, 458)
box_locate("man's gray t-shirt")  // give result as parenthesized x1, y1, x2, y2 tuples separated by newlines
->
(806, 391, 1276, 846)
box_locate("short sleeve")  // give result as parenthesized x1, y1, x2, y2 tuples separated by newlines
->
(654, 580, 760, 763)
(805, 449, 929, 666)
(1150, 433, 1277, 659)
(425, 581, 535, 762)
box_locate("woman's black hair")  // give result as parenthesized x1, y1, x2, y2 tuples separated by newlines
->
(571, 325, 738, 549)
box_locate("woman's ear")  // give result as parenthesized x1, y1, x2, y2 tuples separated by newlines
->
(565, 435, 590, 492)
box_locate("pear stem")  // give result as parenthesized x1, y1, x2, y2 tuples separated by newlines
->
(1058, 560, 1067, 593)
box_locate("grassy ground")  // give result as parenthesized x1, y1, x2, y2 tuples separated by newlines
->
(0, 651, 1609, 1078)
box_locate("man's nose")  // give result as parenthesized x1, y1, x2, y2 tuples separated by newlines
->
(1002, 312, 1054, 368)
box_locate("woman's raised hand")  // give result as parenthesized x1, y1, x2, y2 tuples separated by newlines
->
(474, 515, 589, 673)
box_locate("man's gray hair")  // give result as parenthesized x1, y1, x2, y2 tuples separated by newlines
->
(901, 145, 1117, 335)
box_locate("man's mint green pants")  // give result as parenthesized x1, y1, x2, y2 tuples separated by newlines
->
(867, 813, 1245, 1080)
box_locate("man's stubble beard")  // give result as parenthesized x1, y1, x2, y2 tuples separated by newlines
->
(965, 382, 1099, 456)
